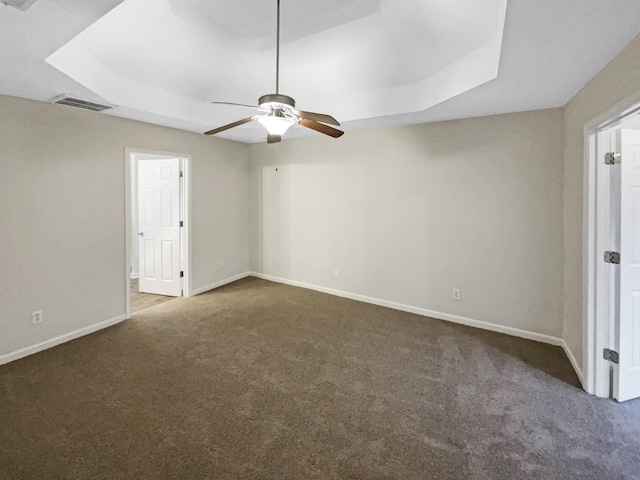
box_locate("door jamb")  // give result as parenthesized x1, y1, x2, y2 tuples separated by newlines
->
(124, 148, 193, 319)
(583, 97, 640, 397)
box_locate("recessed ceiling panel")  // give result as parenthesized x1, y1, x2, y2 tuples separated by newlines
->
(4, 0, 640, 144)
(46, 0, 507, 142)
(166, 0, 383, 51)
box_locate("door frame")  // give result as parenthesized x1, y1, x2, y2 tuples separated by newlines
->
(124, 148, 192, 318)
(584, 95, 640, 397)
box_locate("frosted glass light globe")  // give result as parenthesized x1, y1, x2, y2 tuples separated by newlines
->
(257, 115, 296, 136)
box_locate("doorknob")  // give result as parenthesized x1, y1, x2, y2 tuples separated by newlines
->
(137, 232, 144, 236)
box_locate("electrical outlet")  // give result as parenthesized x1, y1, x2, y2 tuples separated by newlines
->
(216, 262, 221, 271)
(334, 268, 340, 277)
(32, 310, 43, 325)
(315, 265, 322, 274)
(452, 289, 461, 301)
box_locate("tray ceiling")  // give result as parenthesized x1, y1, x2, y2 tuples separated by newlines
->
(2, 0, 640, 143)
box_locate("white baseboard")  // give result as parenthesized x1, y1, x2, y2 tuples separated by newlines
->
(2, 274, 582, 384)
(561, 340, 584, 387)
(189, 272, 251, 297)
(0, 314, 127, 367)
(250, 272, 564, 347)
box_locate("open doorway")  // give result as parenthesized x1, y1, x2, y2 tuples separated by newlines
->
(125, 149, 191, 317)
(585, 101, 640, 402)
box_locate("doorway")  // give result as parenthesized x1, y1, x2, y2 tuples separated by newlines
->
(125, 149, 191, 317)
(585, 101, 640, 401)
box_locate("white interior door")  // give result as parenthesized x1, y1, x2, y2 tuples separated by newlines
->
(614, 128, 640, 402)
(138, 158, 182, 297)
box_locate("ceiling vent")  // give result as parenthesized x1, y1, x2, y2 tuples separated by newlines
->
(49, 94, 116, 112)
(2, 0, 39, 11)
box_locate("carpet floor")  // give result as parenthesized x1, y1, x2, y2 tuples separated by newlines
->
(1, 277, 639, 479)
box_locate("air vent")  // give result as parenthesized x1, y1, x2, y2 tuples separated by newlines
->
(2, 0, 38, 11)
(49, 95, 116, 112)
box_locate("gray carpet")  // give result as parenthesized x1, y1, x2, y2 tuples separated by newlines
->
(1, 277, 639, 479)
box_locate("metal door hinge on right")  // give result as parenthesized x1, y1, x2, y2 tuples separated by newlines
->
(603, 348, 619, 364)
(604, 251, 620, 264)
(605, 152, 621, 165)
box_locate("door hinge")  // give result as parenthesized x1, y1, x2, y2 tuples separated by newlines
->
(604, 251, 620, 264)
(605, 152, 621, 165)
(603, 348, 619, 364)
(180, 220, 184, 227)
(179, 170, 184, 177)
(180, 271, 184, 278)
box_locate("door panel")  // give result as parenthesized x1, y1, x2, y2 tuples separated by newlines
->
(615, 129, 640, 401)
(138, 158, 182, 297)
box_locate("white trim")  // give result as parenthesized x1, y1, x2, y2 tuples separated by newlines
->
(250, 273, 563, 347)
(183, 157, 193, 297)
(130, 273, 139, 280)
(561, 339, 584, 386)
(583, 128, 615, 397)
(582, 94, 640, 398)
(190, 272, 251, 296)
(125, 148, 193, 315)
(584, 91, 640, 133)
(0, 315, 126, 367)
(125, 149, 132, 319)
(583, 126, 597, 394)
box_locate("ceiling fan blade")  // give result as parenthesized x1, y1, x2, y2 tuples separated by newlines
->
(204, 117, 254, 136)
(296, 110, 340, 126)
(211, 101, 260, 109)
(267, 134, 282, 144)
(299, 118, 344, 138)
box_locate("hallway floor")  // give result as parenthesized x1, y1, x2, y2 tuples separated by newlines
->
(130, 278, 176, 313)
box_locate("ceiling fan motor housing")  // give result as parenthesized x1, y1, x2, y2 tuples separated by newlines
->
(204, 0, 343, 142)
(259, 93, 295, 109)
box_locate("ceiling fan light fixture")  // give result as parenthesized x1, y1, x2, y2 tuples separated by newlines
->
(204, 0, 343, 142)
(257, 115, 297, 137)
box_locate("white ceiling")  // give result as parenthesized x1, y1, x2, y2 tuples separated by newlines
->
(1, 0, 640, 143)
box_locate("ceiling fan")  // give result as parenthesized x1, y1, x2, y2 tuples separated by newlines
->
(203, 0, 344, 144)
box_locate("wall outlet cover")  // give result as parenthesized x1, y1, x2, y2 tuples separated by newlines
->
(31, 310, 43, 324)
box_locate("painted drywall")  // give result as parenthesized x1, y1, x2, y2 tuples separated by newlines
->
(563, 32, 640, 373)
(250, 109, 564, 338)
(0, 94, 250, 358)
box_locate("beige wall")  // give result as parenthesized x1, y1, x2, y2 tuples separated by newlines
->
(250, 109, 565, 339)
(563, 33, 640, 371)
(0, 95, 251, 358)
(4, 32, 640, 375)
